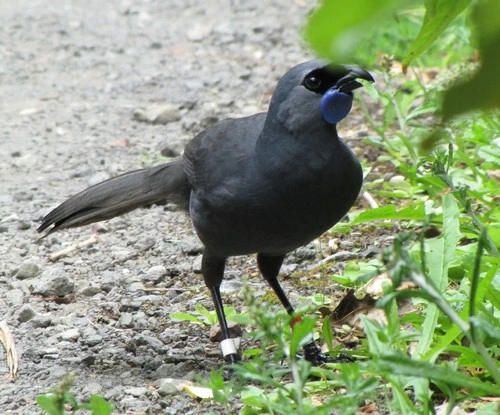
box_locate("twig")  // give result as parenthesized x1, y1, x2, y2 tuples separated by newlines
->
(48, 234, 99, 262)
(0, 320, 19, 381)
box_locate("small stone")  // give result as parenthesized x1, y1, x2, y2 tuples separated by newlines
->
(59, 328, 80, 342)
(192, 255, 202, 273)
(220, 280, 243, 294)
(125, 387, 148, 397)
(81, 286, 101, 297)
(160, 145, 181, 158)
(81, 354, 96, 366)
(186, 24, 212, 42)
(6, 289, 24, 307)
(31, 315, 54, 328)
(30, 271, 76, 298)
(133, 104, 181, 125)
(179, 238, 203, 255)
(390, 175, 406, 183)
(15, 262, 41, 279)
(19, 108, 38, 116)
(17, 221, 31, 230)
(128, 282, 143, 292)
(209, 322, 242, 343)
(157, 378, 180, 396)
(156, 363, 177, 378)
(143, 265, 166, 282)
(50, 365, 67, 377)
(118, 312, 134, 328)
(82, 334, 103, 347)
(17, 305, 36, 323)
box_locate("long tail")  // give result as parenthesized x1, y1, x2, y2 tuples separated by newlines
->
(38, 160, 190, 235)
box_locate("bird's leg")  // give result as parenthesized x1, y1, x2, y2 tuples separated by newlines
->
(257, 253, 333, 365)
(201, 253, 239, 364)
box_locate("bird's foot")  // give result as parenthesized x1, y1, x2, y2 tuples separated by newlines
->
(303, 342, 354, 365)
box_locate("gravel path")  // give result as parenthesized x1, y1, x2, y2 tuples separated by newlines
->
(0, 1, 373, 413)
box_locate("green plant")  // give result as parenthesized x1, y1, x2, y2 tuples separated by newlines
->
(37, 376, 113, 415)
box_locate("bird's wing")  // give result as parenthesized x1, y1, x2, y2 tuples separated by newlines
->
(182, 114, 267, 190)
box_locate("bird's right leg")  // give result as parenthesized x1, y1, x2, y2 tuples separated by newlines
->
(201, 253, 239, 364)
(257, 253, 334, 365)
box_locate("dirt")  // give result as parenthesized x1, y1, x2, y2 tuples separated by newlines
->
(0, 1, 378, 413)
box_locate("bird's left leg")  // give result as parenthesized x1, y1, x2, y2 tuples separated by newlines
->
(257, 253, 332, 365)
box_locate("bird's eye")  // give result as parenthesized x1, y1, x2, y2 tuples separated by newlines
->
(304, 75, 321, 91)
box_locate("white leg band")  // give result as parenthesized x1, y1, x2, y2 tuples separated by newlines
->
(220, 338, 238, 357)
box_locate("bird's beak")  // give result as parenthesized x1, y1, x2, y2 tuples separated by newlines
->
(335, 66, 374, 93)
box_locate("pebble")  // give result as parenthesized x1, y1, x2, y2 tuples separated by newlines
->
(220, 280, 243, 294)
(191, 255, 202, 273)
(15, 262, 41, 279)
(179, 237, 203, 255)
(156, 363, 177, 378)
(143, 265, 167, 282)
(133, 104, 182, 124)
(125, 386, 148, 397)
(209, 323, 242, 343)
(58, 328, 81, 342)
(31, 315, 54, 328)
(30, 274, 75, 297)
(157, 378, 183, 396)
(17, 304, 36, 323)
(81, 285, 101, 297)
(82, 334, 103, 347)
(6, 288, 24, 306)
(186, 23, 212, 42)
(121, 397, 150, 413)
(118, 312, 134, 328)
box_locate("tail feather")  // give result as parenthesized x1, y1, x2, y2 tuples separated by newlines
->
(38, 160, 190, 235)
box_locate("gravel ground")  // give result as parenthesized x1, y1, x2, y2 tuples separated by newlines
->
(0, 1, 377, 413)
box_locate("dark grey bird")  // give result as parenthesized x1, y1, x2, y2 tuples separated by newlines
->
(38, 60, 374, 364)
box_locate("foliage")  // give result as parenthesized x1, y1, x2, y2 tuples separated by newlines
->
(305, 0, 500, 120)
(37, 376, 113, 415)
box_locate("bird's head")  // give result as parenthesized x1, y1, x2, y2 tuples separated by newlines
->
(269, 60, 374, 133)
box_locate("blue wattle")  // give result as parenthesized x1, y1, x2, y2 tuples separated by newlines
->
(320, 88, 353, 125)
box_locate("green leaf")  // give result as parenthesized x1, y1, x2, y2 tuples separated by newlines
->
(414, 194, 461, 358)
(402, 0, 471, 70)
(240, 386, 269, 409)
(321, 318, 335, 352)
(289, 317, 316, 358)
(36, 395, 61, 415)
(304, 0, 400, 61)
(377, 353, 500, 396)
(78, 396, 114, 415)
(442, 0, 500, 119)
(351, 203, 425, 224)
(170, 313, 205, 325)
